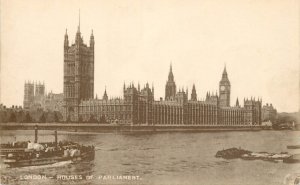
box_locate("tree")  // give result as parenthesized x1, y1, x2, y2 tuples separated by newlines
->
(53, 112, 59, 123)
(1, 111, 8, 123)
(9, 112, 16, 122)
(78, 115, 83, 123)
(88, 115, 97, 123)
(17, 111, 25, 123)
(66, 115, 71, 123)
(99, 115, 107, 124)
(39, 113, 46, 123)
(24, 112, 32, 123)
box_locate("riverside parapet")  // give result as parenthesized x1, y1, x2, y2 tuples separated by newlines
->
(0, 123, 262, 133)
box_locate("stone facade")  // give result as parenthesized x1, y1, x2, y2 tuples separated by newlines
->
(262, 103, 277, 123)
(63, 24, 94, 121)
(75, 65, 262, 126)
(63, 27, 262, 126)
(23, 82, 63, 113)
(23, 82, 34, 109)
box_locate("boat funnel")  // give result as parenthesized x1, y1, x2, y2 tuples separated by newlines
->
(54, 130, 58, 146)
(34, 125, 38, 143)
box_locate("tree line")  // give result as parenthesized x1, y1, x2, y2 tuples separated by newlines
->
(0, 108, 108, 124)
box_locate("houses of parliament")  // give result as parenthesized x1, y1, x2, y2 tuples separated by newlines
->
(62, 24, 262, 126)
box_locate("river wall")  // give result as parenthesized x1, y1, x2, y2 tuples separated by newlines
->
(0, 123, 262, 133)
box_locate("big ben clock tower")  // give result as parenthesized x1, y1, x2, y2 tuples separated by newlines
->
(219, 66, 231, 107)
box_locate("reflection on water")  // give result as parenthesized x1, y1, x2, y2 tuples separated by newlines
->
(1, 130, 300, 185)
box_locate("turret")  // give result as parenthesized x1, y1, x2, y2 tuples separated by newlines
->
(191, 84, 197, 101)
(236, 98, 240, 107)
(186, 87, 188, 99)
(168, 64, 174, 82)
(152, 83, 154, 96)
(165, 63, 176, 100)
(64, 29, 69, 50)
(103, 87, 108, 101)
(90, 30, 94, 49)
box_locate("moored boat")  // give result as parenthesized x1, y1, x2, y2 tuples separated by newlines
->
(287, 145, 300, 149)
(216, 147, 292, 162)
(283, 154, 300, 163)
(1, 126, 95, 168)
(3, 146, 95, 168)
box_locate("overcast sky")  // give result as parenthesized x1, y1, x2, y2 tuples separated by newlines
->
(0, 0, 299, 112)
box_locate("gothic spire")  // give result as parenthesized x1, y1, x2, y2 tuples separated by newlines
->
(236, 98, 240, 107)
(186, 87, 188, 96)
(64, 29, 69, 47)
(222, 65, 228, 79)
(103, 86, 108, 101)
(90, 29, 94, 48)
(191, 84, 197, 101)
(168, 63, 174, 82)
(152, 83, 154, 94)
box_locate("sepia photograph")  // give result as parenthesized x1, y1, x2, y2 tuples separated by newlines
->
(0, 0, 299, 184)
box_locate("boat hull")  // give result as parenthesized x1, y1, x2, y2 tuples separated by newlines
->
(4, 151, 95, 168)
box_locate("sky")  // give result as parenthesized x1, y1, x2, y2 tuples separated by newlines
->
(0, 0, 299, 112)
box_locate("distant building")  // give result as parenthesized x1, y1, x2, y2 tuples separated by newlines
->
(35, 82, 45, 97)
(23, 82, 34, 109)
(22, 81, 63, 113)
(43, 92, 64, 113)
(262, 103, 277, 123)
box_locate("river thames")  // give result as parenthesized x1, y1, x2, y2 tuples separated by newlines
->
(1, 130, 300, 185)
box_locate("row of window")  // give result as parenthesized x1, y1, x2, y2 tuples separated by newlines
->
(79, 105, 133, 112)
(81, 114, 132, 120)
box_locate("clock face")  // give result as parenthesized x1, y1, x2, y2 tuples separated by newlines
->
(220, 86, 225, 91)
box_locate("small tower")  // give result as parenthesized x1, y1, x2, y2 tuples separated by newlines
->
(152, 83, 154, 98)
(103, 87, 108, 101)
(186, 87, 188, 99)
(191, 84, 197, 101)
(236, 98, 240, 107)
(165, 64, 176, 101)
(90, 30, 94, 49)
(35, 81, 45, 97)
(23, 81, 34, 110)
(64, 29, 69, 50)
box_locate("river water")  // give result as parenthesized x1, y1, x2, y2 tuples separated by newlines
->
(1, 130, 300, 185)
